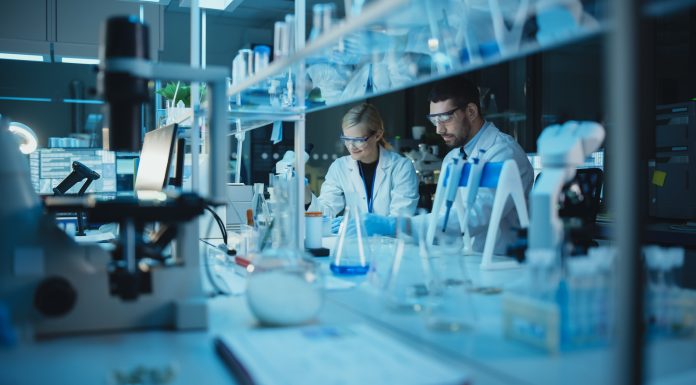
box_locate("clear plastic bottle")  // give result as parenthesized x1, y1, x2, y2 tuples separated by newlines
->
(251, 183, 271, 228)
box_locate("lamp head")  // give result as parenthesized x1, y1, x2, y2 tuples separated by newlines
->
(8, 121, 38, 155)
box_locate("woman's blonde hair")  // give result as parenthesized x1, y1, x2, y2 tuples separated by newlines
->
(341, 103, 391, 149)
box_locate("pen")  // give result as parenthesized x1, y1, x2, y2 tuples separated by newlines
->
(214, 337, 257, 385)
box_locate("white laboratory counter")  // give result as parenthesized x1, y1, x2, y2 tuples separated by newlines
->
(1, 240, 695, 385)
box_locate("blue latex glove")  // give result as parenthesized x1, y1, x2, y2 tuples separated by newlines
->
(331, 216, 343, 234)
(341, 213, 396, 237)
(363, 213, 397, 236)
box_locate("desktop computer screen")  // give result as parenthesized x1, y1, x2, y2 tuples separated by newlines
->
(134, 123, 178, 192)
(30, 148, 117, 194)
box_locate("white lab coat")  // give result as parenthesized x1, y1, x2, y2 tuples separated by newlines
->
(414, 121, 534, 254)
(309, 146, 419, 217)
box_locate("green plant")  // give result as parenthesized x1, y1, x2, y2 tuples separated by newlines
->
(156, 82, 207, 107)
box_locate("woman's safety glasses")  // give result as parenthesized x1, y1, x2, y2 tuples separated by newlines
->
(340, 133, 373, 148)
(426, 107, 460, 126)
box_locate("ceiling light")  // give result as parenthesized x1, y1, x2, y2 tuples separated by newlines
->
(179, 0, 234, 10)
(0, 53, 45, 62)
(60, 57, 100, 65)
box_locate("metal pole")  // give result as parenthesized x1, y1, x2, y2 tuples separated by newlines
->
(190, 0, 201, 193)
(607, 0, 644, 383)
(294, 0, 306, 250)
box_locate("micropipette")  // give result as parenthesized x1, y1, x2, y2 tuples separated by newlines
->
(462, 149, 486, 252)
(442, 151, 467, 232)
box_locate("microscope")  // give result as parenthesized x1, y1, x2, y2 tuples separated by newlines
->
(0, 16, 229, 338)
(528, 121, 605, 257)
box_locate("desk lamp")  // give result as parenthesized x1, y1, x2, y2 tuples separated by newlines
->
(8, 121, 38, 155)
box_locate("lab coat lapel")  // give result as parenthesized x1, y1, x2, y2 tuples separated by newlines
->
(372, 146, 389, 203)
(471, 122, 499, 155)
(347, 158, 368, 211)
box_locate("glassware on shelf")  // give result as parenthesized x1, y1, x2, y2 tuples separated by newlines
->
(232, 49, 253, 85)
(228, 0, 607, 119)
(644, 246, 694, 337)
(330, 204, 371, 275)
(273, 21, 289, 60)
(253, 45, 271, 75)
(268, 79, 282, 107)
(251, 183, 271, 228)
(309, 3, 336, 42)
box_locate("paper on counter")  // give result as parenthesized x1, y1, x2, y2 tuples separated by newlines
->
(324, 275, 357, 290)
(217, 323, 468, 385)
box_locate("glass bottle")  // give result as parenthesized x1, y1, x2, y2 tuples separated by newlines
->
(246, 177, 323, 326)
(251, 183, 270, 228)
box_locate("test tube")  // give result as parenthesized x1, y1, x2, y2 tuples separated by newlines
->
(273, 21, 288, 60)
(232, 49, 253, 85)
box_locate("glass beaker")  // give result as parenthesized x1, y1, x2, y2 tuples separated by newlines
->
(330, 205, 371, 275)
(366, 236, 400, 291)
(423, 231, 476, 332)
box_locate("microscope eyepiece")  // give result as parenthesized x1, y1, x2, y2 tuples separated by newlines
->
(98, 16, 151, 152)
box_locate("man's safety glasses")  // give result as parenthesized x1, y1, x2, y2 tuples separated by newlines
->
(340, 133, 373, 148)
(426, 107, 460, 126)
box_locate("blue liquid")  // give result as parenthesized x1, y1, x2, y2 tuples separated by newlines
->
(330, 263, 370, 276)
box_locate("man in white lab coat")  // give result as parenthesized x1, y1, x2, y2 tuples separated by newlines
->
(363, 77, 534, 254)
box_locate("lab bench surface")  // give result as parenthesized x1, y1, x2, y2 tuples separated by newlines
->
(328, 256, 696, 385)
(0, 293, 507, 385)
(2, 250, 696, 385)
(594, 220, 696, 249)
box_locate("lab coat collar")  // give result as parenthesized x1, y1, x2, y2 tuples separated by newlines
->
(463, 121, 497, 158)
(372, 146, 391, 202)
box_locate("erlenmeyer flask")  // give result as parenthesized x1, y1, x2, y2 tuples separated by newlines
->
(382, 238, 432, 312)
(330, 204, 371, 275)
(381, 210, 433, 312)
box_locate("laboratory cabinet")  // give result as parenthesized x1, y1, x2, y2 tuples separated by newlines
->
(0, 0, 163, 61)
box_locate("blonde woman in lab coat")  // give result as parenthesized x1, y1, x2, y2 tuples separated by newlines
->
(307, 103, 418, 223)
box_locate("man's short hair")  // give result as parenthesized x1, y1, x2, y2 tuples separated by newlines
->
(428, 76, 481, 114)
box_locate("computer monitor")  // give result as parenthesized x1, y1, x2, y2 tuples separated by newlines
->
(30, 148, 117, 194)
(134, 124, 178, 192)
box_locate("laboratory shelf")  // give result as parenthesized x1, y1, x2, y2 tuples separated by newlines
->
(227, 0, 607, 121)
(227, 107, 304, 135)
